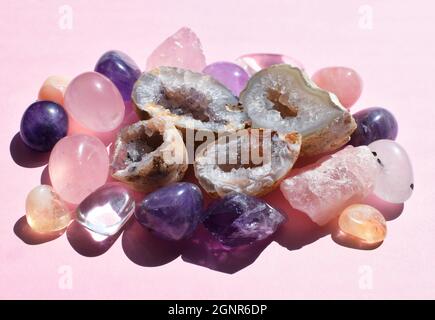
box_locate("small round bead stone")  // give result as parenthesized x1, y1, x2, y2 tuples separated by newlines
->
(25, 185, 71, 233)
(135, 182, 204, 241)
(95, 50, 141, 102)
(64, 72, 125, 133)
(350, 107, 398, 146)
(38, 75, 69, 106)
(203, 62, 249, 96)
(369, 139, 414, 203)
(312, 67, 363, 108)
(338, 204, 387, 245)
(20, 101, 68, 152)
(49, 135, 109, 204)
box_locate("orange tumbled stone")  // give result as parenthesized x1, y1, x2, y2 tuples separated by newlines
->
(338, 204, 387, 245)
(38, 75, 70, 106)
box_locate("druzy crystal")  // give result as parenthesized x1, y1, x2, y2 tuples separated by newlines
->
(203, 193, 286, 247)
(135, 182, 204, 240)
(311, 66, 363, 109)
(64, 71, 125, 134)
(25, 185, 71, 233)
(202, 61, 249, 96)
(76, 183, 135, 236)
(236, 53, 304, 75)
(338, 204, 387, 245)
(95, 50, 141, 102)
(20, 101, 68, 152)
(369, 139, 414, 203)
(49, 135, 109, 204)
(239, 64, 356, 156)
(38, 75, 69, 106)
(350, 107, 398, 146)
(280, 146, 380, 225)
(146, 27, 206, 72)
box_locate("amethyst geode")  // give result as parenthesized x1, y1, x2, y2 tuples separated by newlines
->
(135, 182, 204, 240)
(203, 193, 286, 247)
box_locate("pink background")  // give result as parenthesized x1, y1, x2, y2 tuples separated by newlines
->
(1, 0, 434, 299)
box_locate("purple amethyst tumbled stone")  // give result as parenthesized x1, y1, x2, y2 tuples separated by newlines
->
(20, 100, 68, 152)
(203, 193, 286, 247)
(203, 61, 249, 96)
(350, 107, 398, 146)
(135, 182, 204, 241)
(95, 50, 141, 102)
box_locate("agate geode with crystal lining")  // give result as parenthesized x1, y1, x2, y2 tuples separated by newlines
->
(194, 129, 301, 197)
(239, 64, 356, 156)
(111, 118, 188, 192)
(132, 67, 248, 134)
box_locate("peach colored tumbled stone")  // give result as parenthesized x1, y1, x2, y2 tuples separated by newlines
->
(312, 67, 362, 109)
(49, 134, 109, 204)
(338, 204, 387, 244)
(25, 185, 71, 233)
(38, 75, 70, 106)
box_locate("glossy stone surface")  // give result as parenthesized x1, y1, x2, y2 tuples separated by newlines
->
(203, 61, 249, 96)
(49, 135, 109, 204)
(76, 182, 135, 236)
(339, 204, 387, 244)
(135, 182, 204, 240)
(236, 53, 304, 75)
(146, 27, 206, 72)
(369, 139, 414, 203)
(64, 71, 125, 133)
(281, 146, 380, 225)
(312, 67, 362, 108)
(25, 185, 71, 233)
(38, 75, 69, 106)
(203, 193, 286, 247)
(350, 107, 398, 146)
(95, 50, 141, 102)
(20, 101, 68, 152)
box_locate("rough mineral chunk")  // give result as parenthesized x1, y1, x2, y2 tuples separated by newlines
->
(280, 146, 380, 225)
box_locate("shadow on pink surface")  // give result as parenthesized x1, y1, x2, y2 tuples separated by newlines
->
(10, 132, 49, 168)
(14, 216, 64, 244)
(66, 220, 120, 257)
(122, 220, 182, 267)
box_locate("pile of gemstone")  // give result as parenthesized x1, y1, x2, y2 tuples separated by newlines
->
(20, 27, 413, 256)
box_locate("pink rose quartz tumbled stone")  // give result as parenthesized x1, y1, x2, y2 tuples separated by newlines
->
(49, 135, 109, 204)
(38, 75, 69, 106)
(312, 67, 363, 109)
(280, 146, 380, 225)
(146, 27, 206, 72)
(64, 72, 125, 138)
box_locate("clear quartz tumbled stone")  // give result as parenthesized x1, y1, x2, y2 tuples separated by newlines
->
(76, 182, 135, 236)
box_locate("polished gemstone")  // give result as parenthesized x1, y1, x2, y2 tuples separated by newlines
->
(25, 185, 71, 233)
(280, 146, 380, 225)
(64, 71, 125, 133)
(38, 75, 69, 106)
(236, 53, 304, 75)
(339, 204, 387, 245)
(20, 100, 68, 152)
(312, 66, 362, 108)
(369, 139, 414, 203)
(350, 107, 398, 146)
(76, 182, 135, 236)
(95, 50, 141, 102)
(203, 61, 249, 96)
(146, 27, 206, 72)
(203, 193, 286, 247)
(135, 182, 204, 240)
(49, 134, 109, 204)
